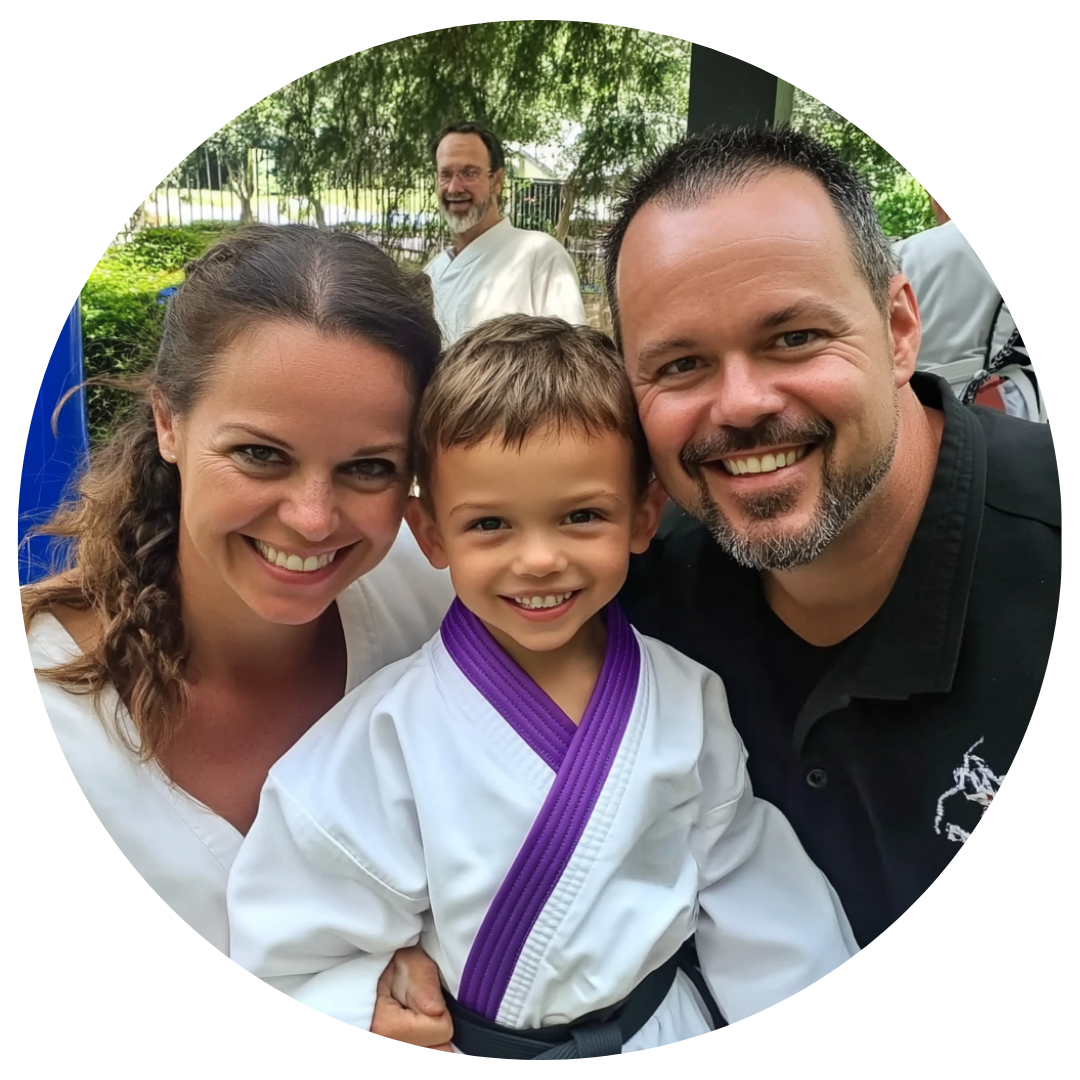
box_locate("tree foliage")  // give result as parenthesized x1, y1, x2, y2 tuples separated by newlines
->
(172, 97, 284, 224)
(168, 22, 689, 238)
(163, 27, 932, 242)
(790, 88, 935, 238)
(90, 29, 934, 443)
(541, 26, 689, 240)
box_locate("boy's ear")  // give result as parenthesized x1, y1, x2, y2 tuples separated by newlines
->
(404, 495, 450, 570)
(629, 477, 669, 555)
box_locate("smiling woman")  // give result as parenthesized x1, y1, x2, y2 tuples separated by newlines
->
(151, 318, 422, 635)
(20, 227, 456, 1002)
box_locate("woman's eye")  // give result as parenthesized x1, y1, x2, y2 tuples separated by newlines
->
(235, 445, 284, 467)
(348, 459, 396, 481)
(565, 509, 599, 525)
(778, 330, 820, 349)
(470, 517, 505, 533)
(657, 356, 701, 377)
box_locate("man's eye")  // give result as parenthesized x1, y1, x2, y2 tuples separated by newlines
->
(657, 356, 701, 377)
(779, 330, 820, 348)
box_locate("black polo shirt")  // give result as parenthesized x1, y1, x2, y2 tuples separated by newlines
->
(620, 373, 1060, 947)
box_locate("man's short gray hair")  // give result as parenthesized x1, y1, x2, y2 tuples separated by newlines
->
(602, 126, 899, 344)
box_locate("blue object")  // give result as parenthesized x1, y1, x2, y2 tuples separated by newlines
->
(157, 286, 179, 304)
(19, 303, 90, 585)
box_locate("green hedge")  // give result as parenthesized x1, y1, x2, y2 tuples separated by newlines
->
(80, 225, 235, 441)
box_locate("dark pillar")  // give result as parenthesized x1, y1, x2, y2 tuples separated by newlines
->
(687, 45, 793, 134)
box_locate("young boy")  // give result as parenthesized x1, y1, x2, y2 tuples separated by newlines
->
(227, 316, 858, 1055)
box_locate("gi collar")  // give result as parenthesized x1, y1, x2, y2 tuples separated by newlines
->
(794, 373, 986, 742)
(446, 216, 511, 268)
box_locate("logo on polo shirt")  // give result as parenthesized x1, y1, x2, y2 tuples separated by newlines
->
(933, 738, 1005, 844)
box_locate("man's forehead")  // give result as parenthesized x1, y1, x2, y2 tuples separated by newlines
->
(436, 133, 491, 167)
(629, 171, 840, 250)
(617, 171, 852, 298)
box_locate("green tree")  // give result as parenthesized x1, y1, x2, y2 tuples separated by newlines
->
(791, 88, 935, 238)
(172, 96, 285, 224)
(270, 22, 689, 241)
(162, 29, 929, 243)
(272, 22, 565, 231)
(544, 26, 689, 242)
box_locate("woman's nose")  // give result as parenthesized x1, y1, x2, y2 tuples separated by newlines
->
(279, 476, 339, 541)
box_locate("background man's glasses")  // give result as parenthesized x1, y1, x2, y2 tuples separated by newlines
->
(437, 168, 493, 186)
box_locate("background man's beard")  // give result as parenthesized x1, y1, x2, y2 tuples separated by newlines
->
(440, 195, 492, 234)
(680, 413, 898, 572)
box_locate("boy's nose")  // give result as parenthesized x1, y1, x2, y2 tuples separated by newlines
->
(512, 535, 569, 577)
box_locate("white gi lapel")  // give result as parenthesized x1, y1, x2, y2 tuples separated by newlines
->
(439, 599, 642, 1022)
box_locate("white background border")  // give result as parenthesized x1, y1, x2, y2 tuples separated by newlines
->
(4, 3, 1073, 1075)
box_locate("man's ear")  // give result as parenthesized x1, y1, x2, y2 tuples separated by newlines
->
(886, 274, 921, 388)
(404, 495, 450, 571)
(629, 477, 670, 555)
(152, 391, 179, 463)
(491, 167, 505, 201)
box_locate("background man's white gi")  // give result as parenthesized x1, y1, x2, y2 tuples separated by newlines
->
(424, 218, 588, 344)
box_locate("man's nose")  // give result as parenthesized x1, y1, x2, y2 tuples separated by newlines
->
(710, 354, 787, 431)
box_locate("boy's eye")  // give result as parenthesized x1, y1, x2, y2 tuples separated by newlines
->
(565, 509, 599, 525)
(470, 517, 505, 532)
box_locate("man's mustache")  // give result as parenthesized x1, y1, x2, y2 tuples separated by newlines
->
(680, 416, 833, 470)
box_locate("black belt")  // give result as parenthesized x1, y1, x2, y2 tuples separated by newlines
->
(447, 941, 725, 1059)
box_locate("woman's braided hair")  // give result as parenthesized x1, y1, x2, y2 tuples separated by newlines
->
(22, 224, 441, 761)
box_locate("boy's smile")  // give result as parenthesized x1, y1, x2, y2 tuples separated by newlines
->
(504, 590, 580, 617)
(406, 424, 664, 677)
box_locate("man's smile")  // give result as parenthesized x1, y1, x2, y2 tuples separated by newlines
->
(715, 445, 811, 476)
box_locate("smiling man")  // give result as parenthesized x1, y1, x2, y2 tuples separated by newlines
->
(606, 128, 1061, 947)
(367, 129, 1061, 1036)
(423, 123, 586, 344)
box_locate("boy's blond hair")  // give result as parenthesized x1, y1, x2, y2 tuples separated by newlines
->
(413, 315, 651, 505)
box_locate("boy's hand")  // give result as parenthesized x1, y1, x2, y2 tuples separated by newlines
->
(370, 946, 453, 1052)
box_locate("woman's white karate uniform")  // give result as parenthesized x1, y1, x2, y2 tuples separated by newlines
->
(27, 530, 455, 953)
(227, 601, 859, 1048)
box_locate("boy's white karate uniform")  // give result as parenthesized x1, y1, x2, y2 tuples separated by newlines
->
(424, 218, 587, 344)
(228, 601, 858, 1048)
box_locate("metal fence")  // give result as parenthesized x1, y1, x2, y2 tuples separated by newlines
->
(124, 150, 612, 298)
